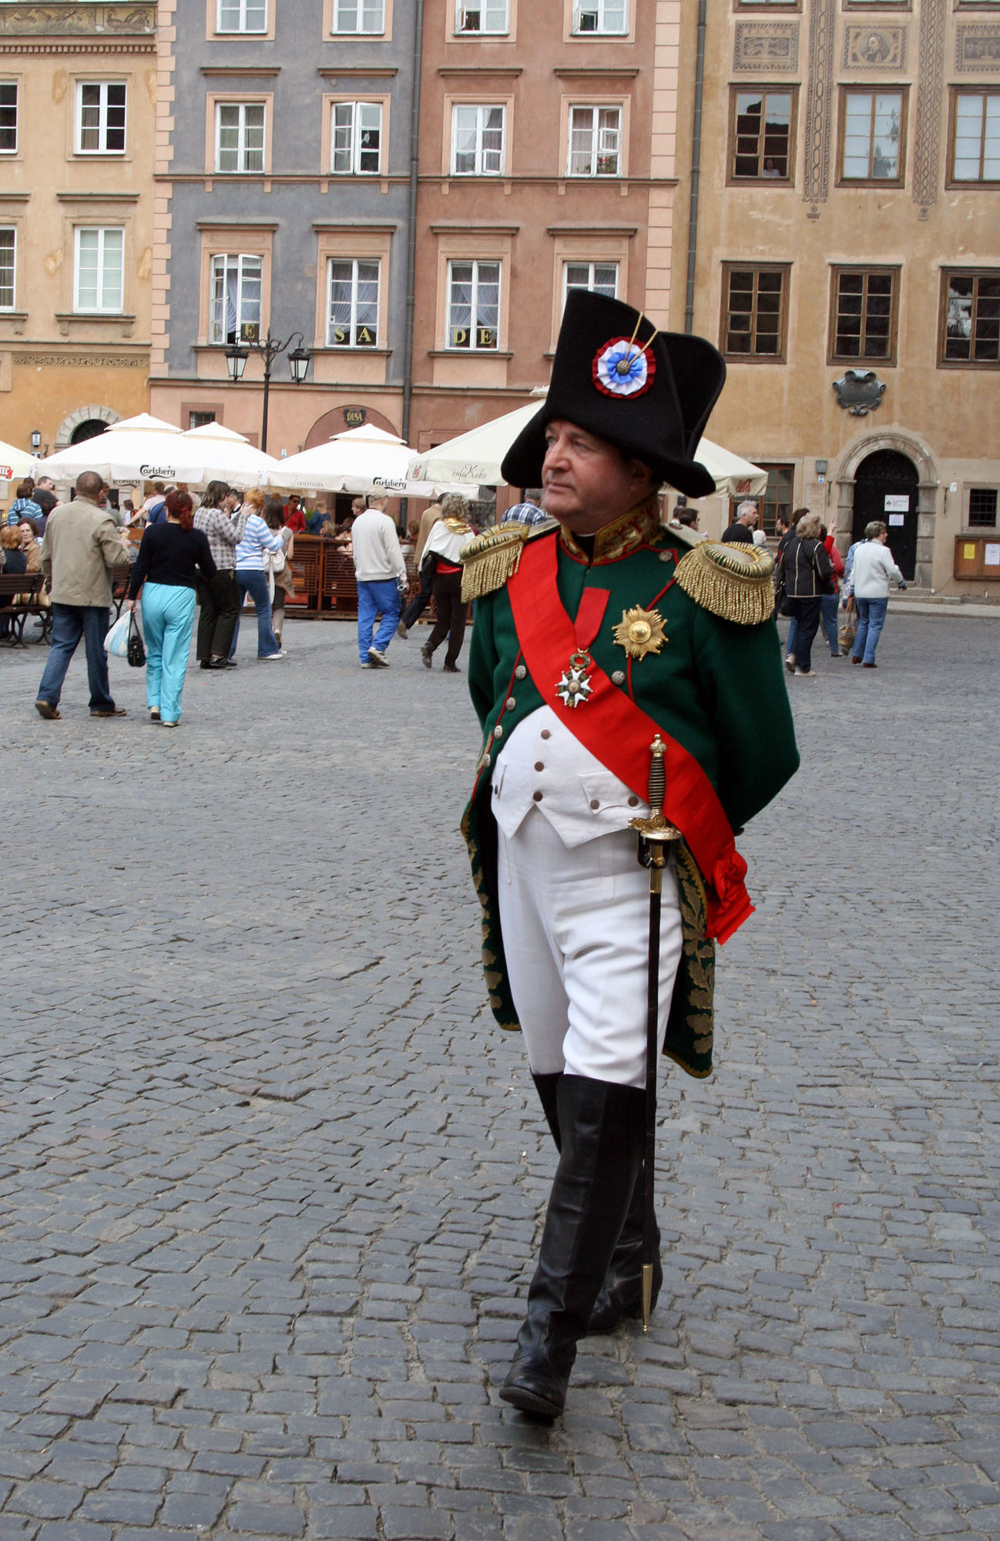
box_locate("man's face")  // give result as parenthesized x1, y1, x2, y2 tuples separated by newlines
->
(541, 419, 653, 535)
(38, 479, 54, 492)
(741, 506, 758, 528)
(352, 499, 365, 517)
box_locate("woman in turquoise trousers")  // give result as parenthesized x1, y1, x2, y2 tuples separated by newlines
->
(126, 490, 217, 727)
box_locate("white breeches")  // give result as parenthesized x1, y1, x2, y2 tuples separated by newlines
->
(496, 808, 684, 1089)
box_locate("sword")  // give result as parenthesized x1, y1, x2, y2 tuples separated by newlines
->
(629, 735, 681, 1332)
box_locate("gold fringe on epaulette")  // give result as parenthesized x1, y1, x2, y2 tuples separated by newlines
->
(675, 540, 776, 626)
(460, 521, 531, 602)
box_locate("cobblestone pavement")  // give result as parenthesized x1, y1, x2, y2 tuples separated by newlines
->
(1, 611, 998, 1541)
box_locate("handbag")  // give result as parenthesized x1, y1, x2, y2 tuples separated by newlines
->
(127, 610, 146, 668)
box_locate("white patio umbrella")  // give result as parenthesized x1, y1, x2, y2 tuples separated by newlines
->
(0, 437, 39, 486)
(180, 422, 282, 488)
(407, 403, 769, 499)
(266, 426, 477, 498)
(35, 413, 192, 487)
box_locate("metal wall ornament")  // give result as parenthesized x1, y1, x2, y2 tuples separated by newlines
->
(832, 370, 887, 417)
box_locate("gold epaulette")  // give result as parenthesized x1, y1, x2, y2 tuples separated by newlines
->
(460, 519, 556, 602)
(675, 540, 776, 626)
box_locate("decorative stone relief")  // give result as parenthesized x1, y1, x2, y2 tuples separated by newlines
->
(733, 22, 800, 73)
(833, 370, 886, 417)
(912, 0, 947, 217)
(843, 25, 907, 71)
(803, 0, 837, 218)
(0, 5, 154, 36)
(956, 25, 1000, 72)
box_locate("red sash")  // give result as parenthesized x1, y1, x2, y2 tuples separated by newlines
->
(506, 537, 753, 944)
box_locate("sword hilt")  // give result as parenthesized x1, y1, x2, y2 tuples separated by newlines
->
(648, 734, 667, 813)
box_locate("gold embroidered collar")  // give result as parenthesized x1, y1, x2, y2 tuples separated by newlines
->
(559, 495, 662, 564)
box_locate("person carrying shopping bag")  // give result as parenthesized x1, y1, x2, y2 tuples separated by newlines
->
(126, 490, 216, 727)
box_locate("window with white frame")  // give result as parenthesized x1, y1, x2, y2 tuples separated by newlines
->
(74, 227, 124, 313)
(210, 253, 263, 343)
(567, 106, 621, 176)
(563, 261, 619, 307)
(0, 83, 16, 154)
(331, 0, 385, 33)
(447, 260, 500, 349)
(76, 82, 126, 154)
(451, 104, 505, 175)
(215, 102, 265, 172)
(332, 102, 382, 174)
(0, 228, 14, 308)
(951, 91, 1000, 183)
(572, 1, 627, 36)
(455, 1, 509, 33)
(328, 258, 380, 346)
(217, 0, 268, 31)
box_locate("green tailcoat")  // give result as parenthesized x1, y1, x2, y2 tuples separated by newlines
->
(461, 510, 799, 1078)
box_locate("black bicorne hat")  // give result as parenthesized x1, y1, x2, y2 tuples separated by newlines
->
(501, 291, 726, 499)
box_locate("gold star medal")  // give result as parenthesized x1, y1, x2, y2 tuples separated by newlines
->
(612, 606, 667, 661)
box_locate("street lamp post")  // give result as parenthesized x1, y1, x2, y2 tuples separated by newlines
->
(224, 330, 311, 455)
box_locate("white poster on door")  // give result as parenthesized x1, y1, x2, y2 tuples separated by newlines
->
(884, 495, 909, 513)
(888, 513, 905, 526)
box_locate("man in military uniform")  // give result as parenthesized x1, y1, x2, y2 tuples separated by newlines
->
(459, 292, 799, 1420)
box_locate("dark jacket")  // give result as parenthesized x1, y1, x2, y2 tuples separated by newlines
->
(780, 534, 832, 598)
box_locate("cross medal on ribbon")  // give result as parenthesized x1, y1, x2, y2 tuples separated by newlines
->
(554, 589, 610, 709)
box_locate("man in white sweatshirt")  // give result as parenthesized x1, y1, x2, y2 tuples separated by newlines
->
(350, 495, 407, 667)
(851, 520, 906, 668)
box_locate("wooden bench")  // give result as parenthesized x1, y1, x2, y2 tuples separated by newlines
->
(0, 571, 48, 645)
(321, 549, 359, 615)
(110, 565, 133, 621)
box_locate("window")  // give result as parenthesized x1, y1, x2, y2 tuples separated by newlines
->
(328, 258, 380, 346)
(722, 267, 787, 358)
(840, 90, 904, 183)
(831, 268, 897, 362)
(0, 228, 14, 308)
(332, 0, 384, 31)
(447, 260, 500, 349)
(76, 82, 126, 155)
(950, 91, 1000, 184)
(567, 106, 621, 176)
(188, 411, 217, 428)
(744, 464, 792, 537)
(215, 102, 265, 172)
(74, 228, 124, 313)
(572, 1, 627, 35)
(211, 253, 262, 343)
(451, 105, 505, 175)
(564, 261, 619, 305)
(217, 0, 267, 30)
(0, 83, 16, 154)
(968, 488, 998, 528)
(731, 89, 793, 180)
(456, 1, 509, 31)
(332, 102, 382, 173)
(940, 270, 1000, 366)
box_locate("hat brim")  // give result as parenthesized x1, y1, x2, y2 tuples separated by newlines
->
(501, 409, 719, 501)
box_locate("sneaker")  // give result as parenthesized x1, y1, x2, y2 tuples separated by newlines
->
(261, 650, 287, 661)
(360, 661, 376, 668)
(784, 656, 795, 674)
(368, 647, 390, 667)
(862, 661, 877, 669)
(793, 669, 816, 677)
(34, 699, 60, 720)
(396, 620, 408, 640)
(421, 645, 432, 670)
(149, 708, 161, 721)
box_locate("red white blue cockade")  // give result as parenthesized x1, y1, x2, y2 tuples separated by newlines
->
(592, 336, 657, 399)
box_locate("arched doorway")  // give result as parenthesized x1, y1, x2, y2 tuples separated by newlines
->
(852, 450, 918, 580)
(70, 419, 109, 445)
(304, 403, 400, 449)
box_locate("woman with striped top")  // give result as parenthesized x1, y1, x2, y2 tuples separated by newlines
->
(231, 488, 285, 661)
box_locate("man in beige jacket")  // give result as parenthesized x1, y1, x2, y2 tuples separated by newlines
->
(35, 470, 131, 720)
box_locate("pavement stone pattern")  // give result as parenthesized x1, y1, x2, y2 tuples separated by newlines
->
(1, 610, 998, 1541)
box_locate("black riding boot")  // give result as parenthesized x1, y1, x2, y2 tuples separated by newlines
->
(532, 1070, 661, 1334)
(587, 1164, 662, 1332)
(500, 1075, 644, 1419)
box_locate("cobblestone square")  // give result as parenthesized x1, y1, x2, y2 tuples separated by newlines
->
(1, 611, 998, 1540)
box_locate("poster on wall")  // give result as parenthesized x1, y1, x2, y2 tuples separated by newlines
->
(984, 544, 1000, 568)
(884, 494, 909, 513)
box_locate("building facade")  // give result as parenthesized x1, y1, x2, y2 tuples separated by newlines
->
(149, 0, 420, 455)
(676, 0, 1000, 592)
(0, 1, 156, 459)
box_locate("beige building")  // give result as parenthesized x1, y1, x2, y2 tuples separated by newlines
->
(669, 0, 1000, 593)
(0, 2, 156, 462)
